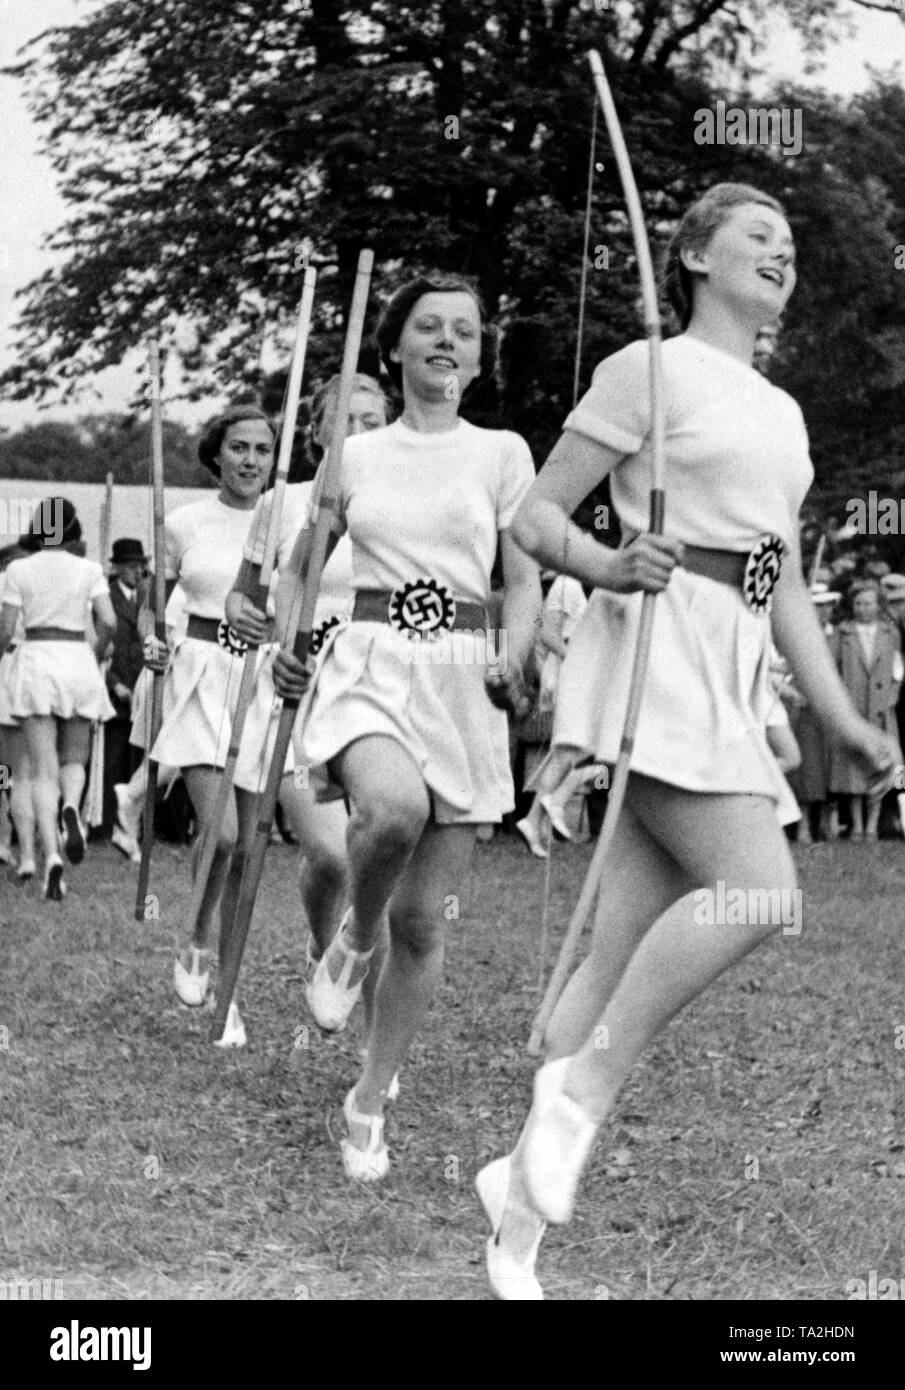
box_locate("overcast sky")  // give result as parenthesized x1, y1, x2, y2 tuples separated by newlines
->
(1, 0, 904, 432)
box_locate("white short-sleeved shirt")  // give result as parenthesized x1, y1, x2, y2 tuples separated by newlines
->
(330, 419, 535, 604)
(2, 550, 108, 630)
(564, 335, 814, 550)
(244, 482, 353, 622)
(164, 496, 260, 618)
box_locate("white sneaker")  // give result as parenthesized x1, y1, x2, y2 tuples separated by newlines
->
(476, 1155, 545, 1300)
(306, 910, 374, 1033)
(515, 816, 548, 859)
(111, 824, 141, 863)
(521, 1056, 598, 1225)
(60, 805, 86, 865)
(213, 1000, 247, 1049)
(340, 1087, 389, 1182)
(43, 856, 66, 902)
(114, 783, 142, 844)
(173, 946, 211, 1006)
(539, 794, 573, 842)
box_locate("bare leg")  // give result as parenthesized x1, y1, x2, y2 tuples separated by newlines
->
(498, 798, 689, 1255)
(217, 784, 261, 970)
(328, 735, 429, 968)
(349, 822, 475, 1144)
(520, 745, 583, 839)
(182, 766, 237, 948)
(280, 779, 389, 1033)
(280, 781, 349, 954)
(545, 798, 692, 1059)
(498, 778, 796, 1253)
(823, 799, 840, 840)
(7, 727, 36, 867)
(865, 793, 881, 840)
(58, 717, 91, 813)
(22, 716, 61, 865)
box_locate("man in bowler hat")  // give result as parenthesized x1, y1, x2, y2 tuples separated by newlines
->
(104, 539, 148, 847)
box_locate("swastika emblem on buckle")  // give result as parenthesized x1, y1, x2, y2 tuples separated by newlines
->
(743, 534, 785, 616)
(388, 579, 456, 637)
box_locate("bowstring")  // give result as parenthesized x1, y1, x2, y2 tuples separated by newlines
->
(246, 321, 304, 805)
(573, 95, 598, 412)
(537, 94, 598, 991)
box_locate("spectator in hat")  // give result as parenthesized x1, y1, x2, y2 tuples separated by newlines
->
(880, 573, 905, 827)
(880, 572, 905, 636)
(104, 539, 149, 847)
(786, 585, 841, 842)
(828, 579, 903, 841)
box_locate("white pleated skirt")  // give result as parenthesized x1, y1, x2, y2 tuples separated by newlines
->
(554, 567, 800, 824)
(296, 621, 514, 823)
(138, 637, 292, 792)
(8, 640, 115, 723)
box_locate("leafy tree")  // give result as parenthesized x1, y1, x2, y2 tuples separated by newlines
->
(3, 0, 905, 514)
(0, 415, 205, 485)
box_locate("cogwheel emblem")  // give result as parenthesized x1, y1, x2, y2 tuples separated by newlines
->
(310, 613, 343, 656)
(216, 620, 248, 656)
(743, 534, 784, 616)
(388, 579, 456, 636)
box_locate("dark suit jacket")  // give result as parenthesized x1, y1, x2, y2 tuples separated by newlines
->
(107, 579, 144, 713)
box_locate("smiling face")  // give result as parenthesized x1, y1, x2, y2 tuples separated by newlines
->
(684, 203, 797, 325)
(390, 290, 483, 405)
(216, 419, 274, 503)
(315, 388, 387, 450)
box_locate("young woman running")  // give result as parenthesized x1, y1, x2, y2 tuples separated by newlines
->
(271, 273, 542, 1181)
(227, 373, 389, 974)
(0, 500, 115, 900)
(475, 183, 898, 1299)
(0, 543, 37, 880)
(140, 405, 293, 1046)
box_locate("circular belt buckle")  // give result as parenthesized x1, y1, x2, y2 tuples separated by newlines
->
(388, 579, 456, 639)
(743, 534, 785, 616)
(310, 613, 343, 657)
(216, 620, 248, 656)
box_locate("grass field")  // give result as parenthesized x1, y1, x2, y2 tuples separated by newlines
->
(1, 831, 903, 1301)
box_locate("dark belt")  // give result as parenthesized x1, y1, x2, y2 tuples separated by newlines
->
(186, 614, 249, 655)
(624, 532, 785, 615)
(25, 627, 84, 642)
(352, 586, 488, 635)
(682, 546, 749, 586)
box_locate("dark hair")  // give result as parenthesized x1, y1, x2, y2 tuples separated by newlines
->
(20, 496, 81, 552)
(197, 405, 275, 478)
(375, 272, 497, 394)
(663, 183, 787, 331)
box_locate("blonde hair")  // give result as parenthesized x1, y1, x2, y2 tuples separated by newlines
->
(310, 372, 387, 437)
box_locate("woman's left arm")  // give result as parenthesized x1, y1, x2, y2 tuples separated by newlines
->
(771, 534, 897, 779)
(487, 530, 542, 716)
(0, 602, 17, 658)
(91, 593, 117, 662)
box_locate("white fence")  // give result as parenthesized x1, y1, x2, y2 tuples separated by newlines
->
(0, 480, 214, 562)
